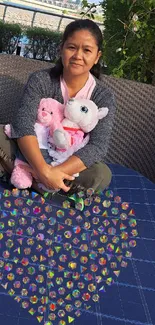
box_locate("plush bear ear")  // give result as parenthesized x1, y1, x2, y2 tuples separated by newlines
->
(98, 107, 109, 119)
(38, 98, 46, 112)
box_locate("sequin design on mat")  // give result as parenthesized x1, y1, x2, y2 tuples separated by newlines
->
(0, 188, 138, 325)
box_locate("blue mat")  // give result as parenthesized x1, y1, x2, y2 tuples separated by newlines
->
(0, 164, 155, 325)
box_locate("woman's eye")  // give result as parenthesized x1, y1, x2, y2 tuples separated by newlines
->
(81, 106, 88, 113)
(68, 46, 75, 50)
(85, 49, 91, 52)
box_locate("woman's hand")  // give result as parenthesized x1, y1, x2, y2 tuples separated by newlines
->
(20, 163, 75, 192)
(39, 164, 74, 192)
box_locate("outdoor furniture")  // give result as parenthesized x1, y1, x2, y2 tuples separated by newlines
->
(0, 53, 155, 325)
(0, 54, 155, 182)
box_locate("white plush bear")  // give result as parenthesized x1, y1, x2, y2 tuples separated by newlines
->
(52, 97, 109, 150)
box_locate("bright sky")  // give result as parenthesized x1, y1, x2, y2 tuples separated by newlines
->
(88, 0, 100, 3)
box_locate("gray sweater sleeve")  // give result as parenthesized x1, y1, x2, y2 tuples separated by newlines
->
(74, 82, 116, 167)
(11, 70, 52, 138)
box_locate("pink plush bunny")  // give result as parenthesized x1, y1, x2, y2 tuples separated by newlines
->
(53, 98, 109, 151)
(5, 98, 64, 189)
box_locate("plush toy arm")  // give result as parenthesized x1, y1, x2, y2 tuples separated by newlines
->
(4, 124, 11, 138)
(49, 120, 64, 137)
(53, 128, 85, 150)
(48, 134, 90, 161)
(53, 129, 71, 150)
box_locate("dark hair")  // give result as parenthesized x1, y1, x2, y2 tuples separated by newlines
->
(50, 19, 103, 79)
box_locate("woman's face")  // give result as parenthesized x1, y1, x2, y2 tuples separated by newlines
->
(61, 29, 101, 77)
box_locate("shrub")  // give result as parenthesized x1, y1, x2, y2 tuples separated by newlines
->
(81, 0, 155, 85)
(24, 26, 62, 61)
(0, 21, 22, 54)
(102, 0, 155, 85)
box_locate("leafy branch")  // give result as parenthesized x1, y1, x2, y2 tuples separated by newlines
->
(80, 0, 99, 19)
(81, 0, 155, 85)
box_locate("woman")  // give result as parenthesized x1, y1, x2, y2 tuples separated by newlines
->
(10, 19, 116, 193)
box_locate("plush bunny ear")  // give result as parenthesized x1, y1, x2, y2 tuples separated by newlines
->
(98, 107, 109, 119)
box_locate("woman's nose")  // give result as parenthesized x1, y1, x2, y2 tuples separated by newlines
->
(73, 49, 83, 59)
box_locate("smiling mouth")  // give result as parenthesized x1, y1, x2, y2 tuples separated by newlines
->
(70, 62, 82, 66)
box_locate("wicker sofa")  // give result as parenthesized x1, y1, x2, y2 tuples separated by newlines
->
(0, 54, 155, 182)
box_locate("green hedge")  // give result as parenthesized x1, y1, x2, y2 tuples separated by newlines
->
(0, 22, 62, 61)
(0, 21, 22, 54)
(24, 27, 62, 61)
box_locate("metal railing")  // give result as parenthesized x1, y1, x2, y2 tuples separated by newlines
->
(0, 1, 104, 31)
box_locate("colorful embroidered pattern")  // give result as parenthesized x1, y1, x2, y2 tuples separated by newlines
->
(0, 188, 138, 325)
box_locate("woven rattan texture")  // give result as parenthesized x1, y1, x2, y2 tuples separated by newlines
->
(0, 54, 51, 124)
(0, 54, 155, 182)
(100, 75, 155, 182)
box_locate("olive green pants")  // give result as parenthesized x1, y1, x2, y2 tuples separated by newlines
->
(0, 125, 112, 192)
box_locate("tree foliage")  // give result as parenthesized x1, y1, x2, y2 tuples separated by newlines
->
(81, 0, 155, 85)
